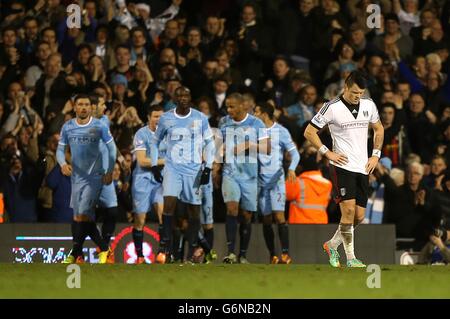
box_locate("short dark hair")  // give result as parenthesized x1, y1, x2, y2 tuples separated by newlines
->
(256, 102, 275, 120)
(148, 104, 164, 116)
(381, 102, 396, 111)
(345, 70, 367, 89)
(114, 44, 130, 53)
(74, 94, 91, 104)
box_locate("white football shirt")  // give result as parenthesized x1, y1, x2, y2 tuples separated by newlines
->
(311, 96, 380, 175)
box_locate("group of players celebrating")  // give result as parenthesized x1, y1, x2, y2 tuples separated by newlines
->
(60, 70, 383, 268)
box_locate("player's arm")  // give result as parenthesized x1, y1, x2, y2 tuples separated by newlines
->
(100, 125, 117, 184)
(286, 147, 300, 183)
(366, 120, 384, 174)
(304, 124, 348, 166)
(257, 136, 271, 155)
(56, 126, 72, 176)
(149, 121, 166, 182)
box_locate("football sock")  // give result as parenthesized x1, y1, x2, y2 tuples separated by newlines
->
(204, 228, 214, 250)
(278, 223, 289, 254)
(157, 223, 165, 253)
(239, 222, 252, 258)
(263, 224, 275, 257)
(88, 222, 108, 252)
(162, 213, 173, 254)
(101, 207, 117, 245)
(132, 228, 144, 257)
(225, 215, 238, 254)
(329, 224, 360, 249)
(186, 217, 201, 258)
(339, 224, 356, 260)
(172, 228, 182, 260)
(71, 221, 87, 257)
(198, 231, 211, 254)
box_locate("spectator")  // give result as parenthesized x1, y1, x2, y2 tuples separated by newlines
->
(236, 3, 271, 88)
(38, 133, 59, 221)
(372, 13, 413, 60)
(381, 102, 410, 166)
(203, 15, 226, 58)
(423, 155, 447, 189)
(378, 161, 436, 249)
(45, 163, 72, 223)
(284, 84, 316, 132)
(1, 154, 42, 222)
(24, 41, 52, 90)
(262, 56, 296, 108)
(406, 93, 437, 162)
(32, 53, 75, 118)
(286, 150, 332, 224)
(393, 0, 421, 35)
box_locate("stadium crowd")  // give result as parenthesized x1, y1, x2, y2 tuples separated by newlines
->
(0, 0, 449, 256)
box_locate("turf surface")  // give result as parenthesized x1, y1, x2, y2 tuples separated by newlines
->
(0, 264, 448, 298)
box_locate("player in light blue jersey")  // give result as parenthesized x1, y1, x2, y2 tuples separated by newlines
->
(217, 93, 271, 264)
(150, 86, 215, 263)
(91, 95, 119, 262)
(57, 94, 117, 264)
(254, 102, 300, 264)
(131, 105, 166, 264)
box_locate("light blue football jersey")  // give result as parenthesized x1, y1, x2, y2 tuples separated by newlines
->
(59, 117, 114, 178)
(219, 113, 268, 180)
(133, 125, 167, 181)
(152, 108, 213, 176)
(259, 122, 296, 186)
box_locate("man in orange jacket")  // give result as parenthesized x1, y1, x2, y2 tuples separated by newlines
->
(286, 151, 332, 224)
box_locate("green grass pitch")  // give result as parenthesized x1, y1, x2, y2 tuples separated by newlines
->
(0, 264, 449, 298)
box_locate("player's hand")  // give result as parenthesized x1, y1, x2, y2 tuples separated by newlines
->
(61, 164, 72, 176)
(151, 166, 163, 183)
(200, 167, 211, 185)
(325, 151, 348, 166)
(286, 169, 296, 183)
(365, 156, 379, 174)
(102, 172, 113, 185)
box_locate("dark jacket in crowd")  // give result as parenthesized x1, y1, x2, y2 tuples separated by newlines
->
(46, 164, 73, 223)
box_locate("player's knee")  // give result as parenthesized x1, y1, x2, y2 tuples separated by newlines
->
(226, 203, 239, 216)
(240, 212, 252, 224)
(274, 213, 286, 224)
(133, 214, 145, 229)
(354, 216, 365, 226)
(163, 197, 177, 214)
(202, 224, 213, 230)
(262, 215, 273, 225)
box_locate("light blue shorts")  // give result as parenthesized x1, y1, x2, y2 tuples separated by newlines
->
(132, 174, 163, 214)
(222, 175, 257, 212)
(98, 183, 118, 208)
(162, 168, 201, 205)
(70, 174, 103, 219)
(258, 174, 286, 215)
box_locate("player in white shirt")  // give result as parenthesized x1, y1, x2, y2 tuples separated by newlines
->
(304, 71, 384, 268)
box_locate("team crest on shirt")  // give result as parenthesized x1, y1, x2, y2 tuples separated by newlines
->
(363, 111, 368, 117)
(89, 128, 97, 135)
(340, 188, 346, 196)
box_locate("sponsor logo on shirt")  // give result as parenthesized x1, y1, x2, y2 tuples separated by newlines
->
(340, 121, 369, 129)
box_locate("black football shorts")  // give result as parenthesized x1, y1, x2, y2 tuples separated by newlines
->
(329, 165, 369, 208)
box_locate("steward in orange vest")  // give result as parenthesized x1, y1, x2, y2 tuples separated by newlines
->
(286, 153, 332, 224)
